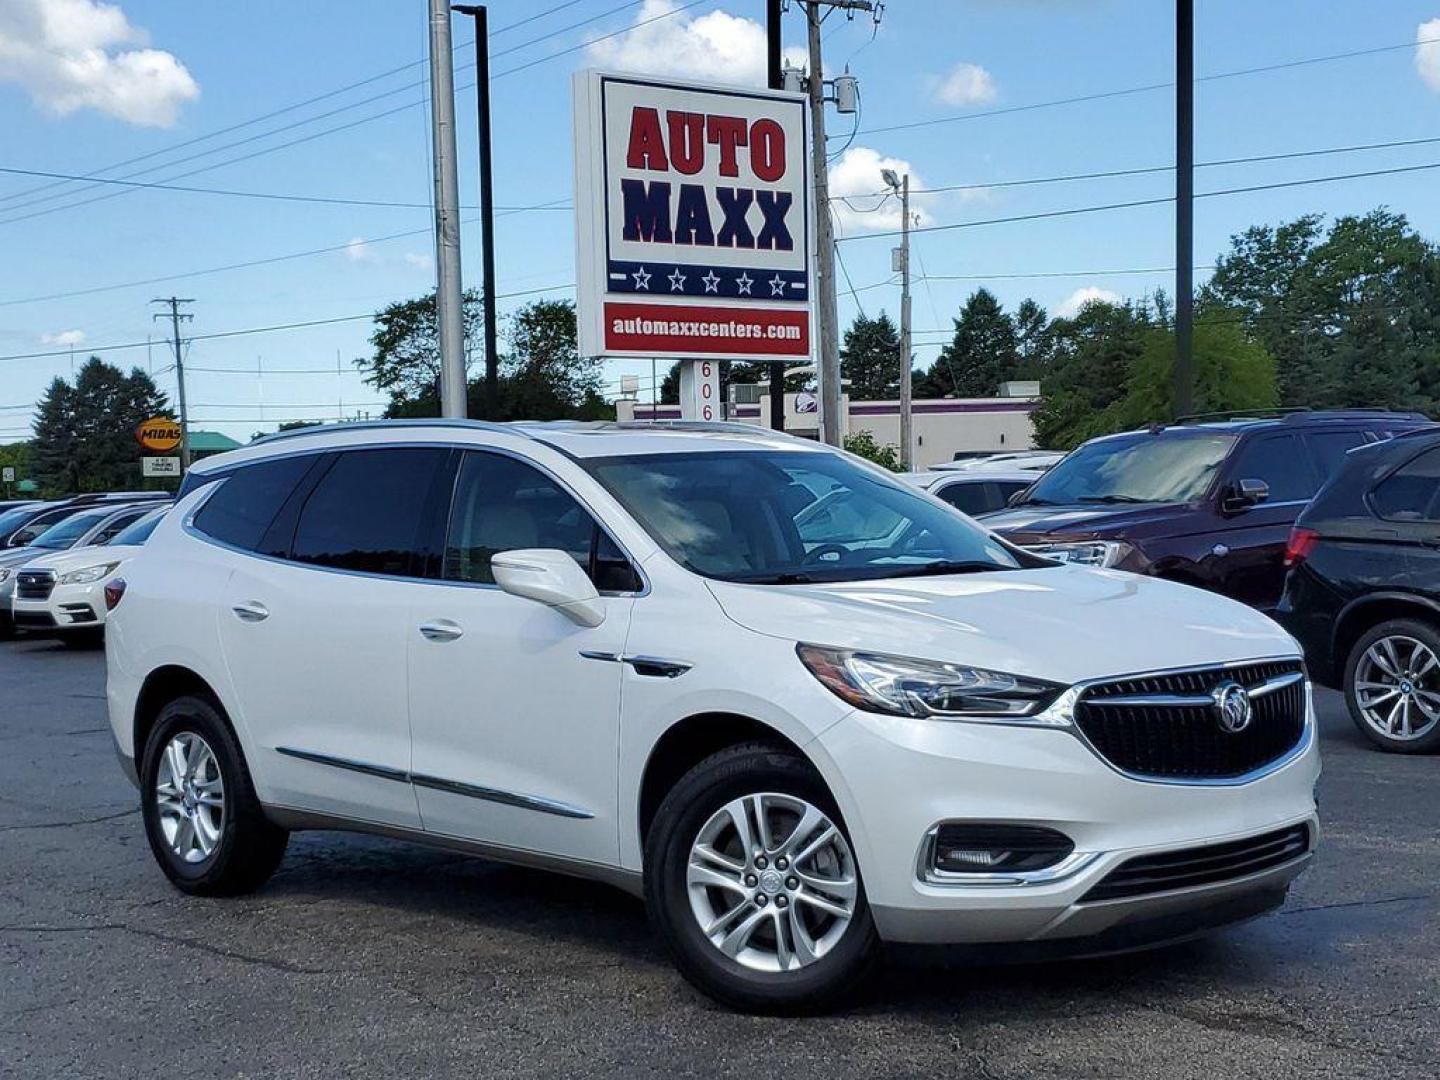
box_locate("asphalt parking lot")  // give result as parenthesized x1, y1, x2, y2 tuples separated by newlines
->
(1, 638, 1436, 1079)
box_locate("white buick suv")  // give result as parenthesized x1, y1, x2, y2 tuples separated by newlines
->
(106, 420, 1318, 1012)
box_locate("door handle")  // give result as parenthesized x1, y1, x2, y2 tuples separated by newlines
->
(231, 601, 269, 623)
(419, 620, 463, 642)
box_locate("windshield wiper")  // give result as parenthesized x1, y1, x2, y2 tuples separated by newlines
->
(726, 571, 817, 585)
(1075, 495, 1151, 505)
(876, 560, 1007, 580)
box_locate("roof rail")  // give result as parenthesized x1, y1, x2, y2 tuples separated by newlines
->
(1172, 407, 1431, 426)
(247, 417, 528, 447)
(1171, 407, 1309, 424)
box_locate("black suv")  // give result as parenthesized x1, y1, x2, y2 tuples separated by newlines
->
(981, 410, 1431, 611)
(1279, 428, 1440, 753)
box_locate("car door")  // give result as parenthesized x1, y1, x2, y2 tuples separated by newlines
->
(406, 449, 636, 865)
(212, 446, 450, 830)
(1210, 433, 1321, 609)
(1368, 445, 1440, 589)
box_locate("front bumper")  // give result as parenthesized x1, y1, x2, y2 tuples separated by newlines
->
(12, 579, 107, 632)
(812, 692, 1320, 947)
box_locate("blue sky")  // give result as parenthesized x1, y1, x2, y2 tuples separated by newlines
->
(3, 0, 1440, 444)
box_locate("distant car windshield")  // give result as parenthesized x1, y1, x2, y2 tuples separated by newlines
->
(109, 508, 167, 547)
(29, 509, 110, 550)
(1019, 433, 1237, 507)
(0, 506, 40, 541)
(586, 449, 1028, 584)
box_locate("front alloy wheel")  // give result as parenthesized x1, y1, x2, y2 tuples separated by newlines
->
(645, 743, 879, 1013)
(687, 793, 857, 973)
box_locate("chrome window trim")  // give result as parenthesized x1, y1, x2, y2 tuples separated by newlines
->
(182, 440, 651, 598)
(274, 746, 594, 820)
(1059, 656, 1313, 788)
(915, 826, 1102, 887)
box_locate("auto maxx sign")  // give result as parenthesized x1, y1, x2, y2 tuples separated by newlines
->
(573, 72, 812, 361)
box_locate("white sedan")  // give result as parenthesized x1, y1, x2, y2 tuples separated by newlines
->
(10, 506, 167, 638)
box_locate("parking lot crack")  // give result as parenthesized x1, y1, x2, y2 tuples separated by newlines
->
(0, 922, 328, 976)
(0, 807, 138, 832)
(1279, 891, 1438, 915)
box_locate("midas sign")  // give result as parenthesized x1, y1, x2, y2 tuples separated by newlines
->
(135, 416, 182, 452)
(573, 72, 812, 361)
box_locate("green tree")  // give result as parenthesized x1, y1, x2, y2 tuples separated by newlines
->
(1013, 298, 1051, 379)
(929, 288, 1018, 398)
(1030, 300, 1153, 448)
(842, 429, 901, 471)
(362, 288, 483, 404)
(498, 300, 603, 420)
(840, 311, 902, 400)
(31, 357, 170, 494)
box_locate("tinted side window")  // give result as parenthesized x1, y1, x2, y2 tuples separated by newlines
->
(1371, 447, 1440, 522)
(445, 451, 638, 591)
(291, 448, 447, 575)
(94, 509, 147, 545)
(1305, 430, 1367, 479)
(193, 456, 315, 552)
(1228, 434, 1319, 503)
(936, 481, 993, 516)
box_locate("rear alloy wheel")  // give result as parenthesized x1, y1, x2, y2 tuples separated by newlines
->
(1345, 619, 1440, 753)
(645, 743, 880, 1013)
(140, 696, 289, 894)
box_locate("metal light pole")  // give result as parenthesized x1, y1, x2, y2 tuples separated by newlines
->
(804, 3, 842, 446)
(765, 0, 786, 432)
(453, 4, 499, 420)
(427, 0, 468, 418)
(1173, 0, 1195, 418)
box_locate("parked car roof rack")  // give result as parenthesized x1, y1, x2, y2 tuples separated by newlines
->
(248, 417, 529, 448)
(1171, 407, 1430, 426)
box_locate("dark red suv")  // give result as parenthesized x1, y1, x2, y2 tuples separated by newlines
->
(979, 410, 1432, 611)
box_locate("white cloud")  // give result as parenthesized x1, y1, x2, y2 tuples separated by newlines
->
(41, 329, 85, 347)
(1417, 19, 1440, 91)
(934, 61, 997, 107)
(402, 252, 433, 271)
(827, 146, 944, 234)
(1057, 286, 1122, 318)
(586, 0, 803, 86)
(344, 238, 374, 264)
(0, 0, 198, 127)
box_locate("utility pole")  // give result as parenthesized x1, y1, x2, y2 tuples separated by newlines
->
(895, 174, 914, 470)
(765, 0, 786, 432)
(152, 297, 194, 471)
(452, 4, 499, 420)
(1173, 0, 1195, 418)
(798, 0, 873, 447)
(428, 0, 468, 418)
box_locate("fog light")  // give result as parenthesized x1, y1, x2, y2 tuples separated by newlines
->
(929, 824, 1075, 877)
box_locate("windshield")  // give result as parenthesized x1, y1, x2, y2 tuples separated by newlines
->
(109, 508, 167, 547)
(0, 506, 41, 540)
(1019, 433, 1236, 506)
(30, 509, 110, 550)
(586, 450, 1029, 584)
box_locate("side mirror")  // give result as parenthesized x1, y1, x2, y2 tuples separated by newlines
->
(1222, 477, 1270, 514)
(491, 548, 605, 628)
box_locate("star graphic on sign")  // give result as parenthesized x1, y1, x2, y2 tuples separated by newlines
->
(701, 270, 721, 293)
(631, 266, 651, 290)
(667, 268, 687, 292)
(735, 273, 754, 295)
(768, 274, 787, 296)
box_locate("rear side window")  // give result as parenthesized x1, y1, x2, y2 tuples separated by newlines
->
(291, 448, 448, 576)
(1228, 434, 1319, 503)
(935, 480, 994, 516)
(1371, 447, 1440, 522)
(444, 450, 639, 591)
(1305, 430, 1367, 479)
(193, 455, 315, 552)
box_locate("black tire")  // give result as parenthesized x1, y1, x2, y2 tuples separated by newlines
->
(1343, 618, 1440, 754)
(139, 695, 289, 894)
(644, 742, 881, 1014)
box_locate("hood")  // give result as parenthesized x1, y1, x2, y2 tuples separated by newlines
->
(706, 565, 1295, 686)
(12, 544, 143, 575)
(0, 545, 46, 567)
(978, 501, 1185, 540)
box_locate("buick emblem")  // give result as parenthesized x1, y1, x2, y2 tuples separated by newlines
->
(1212, 680, 1253, 734)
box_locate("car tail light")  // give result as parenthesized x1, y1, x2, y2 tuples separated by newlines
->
(1284, 527, 1320, 568)
(103, 577, 127, 611)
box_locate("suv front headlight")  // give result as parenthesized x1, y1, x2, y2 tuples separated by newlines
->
(1028, 540, 1134, 568)
(58, 562, 120, 585)
(797, 644, 1065, 722)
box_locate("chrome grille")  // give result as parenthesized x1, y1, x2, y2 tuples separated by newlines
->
(15, 570, 55, 602)
(1074, 659, 1307, 781)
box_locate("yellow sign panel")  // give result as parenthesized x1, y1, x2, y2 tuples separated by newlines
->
(135, 416, 182, 453)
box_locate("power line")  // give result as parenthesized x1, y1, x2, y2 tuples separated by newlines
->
(0, 0, 701, 229)
(836, 159, 1440, 243)
(853, 35, 1440, 138)
(0, 282, 577, 365)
